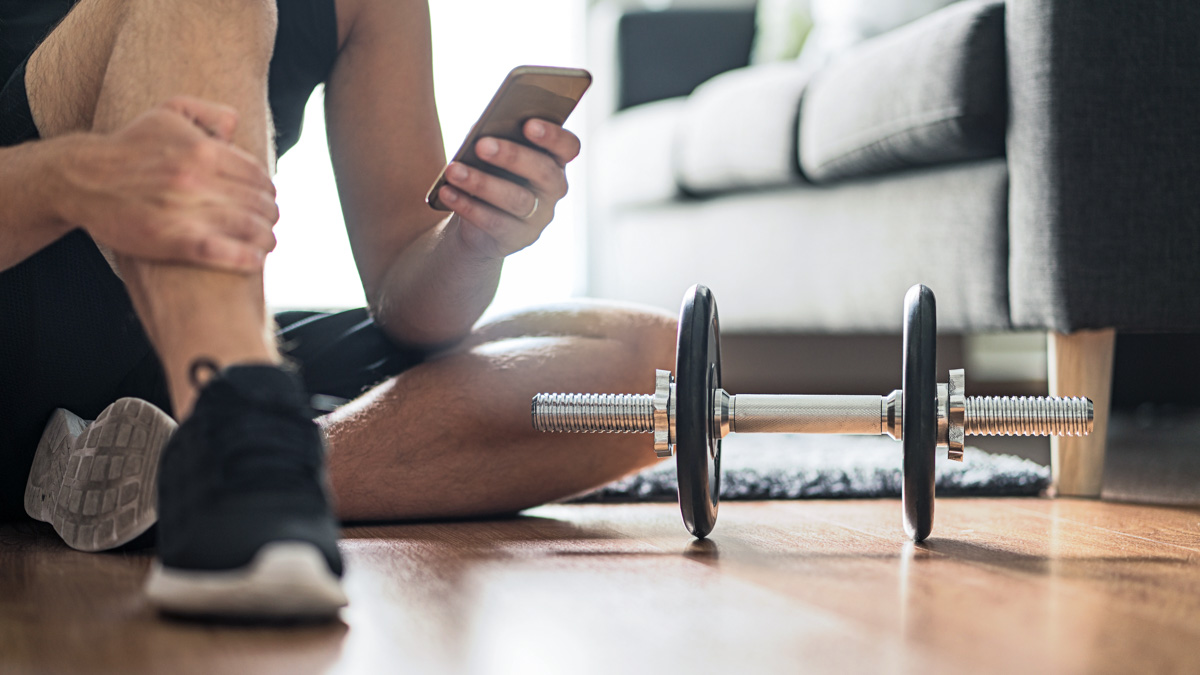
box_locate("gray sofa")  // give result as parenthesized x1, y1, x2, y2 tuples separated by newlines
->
(583, 0, 1200, 495)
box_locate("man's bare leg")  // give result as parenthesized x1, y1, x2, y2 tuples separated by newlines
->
(26, 0, 279, 416)
(325, 302, 678, 521)
(24, 0, 348, 619)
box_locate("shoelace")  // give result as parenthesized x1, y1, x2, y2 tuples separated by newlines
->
(189, 359, 326, 499)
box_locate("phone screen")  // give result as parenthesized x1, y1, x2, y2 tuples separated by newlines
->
(426, 66, 591, 211)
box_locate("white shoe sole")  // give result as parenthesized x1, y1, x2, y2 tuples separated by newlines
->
(24, 398, 176, 552)
(145, 541, 348, 620)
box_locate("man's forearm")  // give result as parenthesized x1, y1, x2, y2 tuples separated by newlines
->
(0, 138, 75, 272)
(371, 216, 503, 348)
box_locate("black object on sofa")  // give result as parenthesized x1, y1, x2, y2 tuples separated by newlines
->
(616, 8, 756, 111)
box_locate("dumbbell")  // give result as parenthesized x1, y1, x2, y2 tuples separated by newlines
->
(531, 284, 1093, 541)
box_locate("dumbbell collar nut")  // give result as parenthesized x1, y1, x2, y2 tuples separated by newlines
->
(653, 369, 674, 458)
(944, 369, 966, 461)
(883, 389, 902, 441)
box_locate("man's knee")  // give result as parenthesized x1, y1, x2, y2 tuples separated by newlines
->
(608, 310, 677, 392)
(142, 0, 279, 71)
(117, 0, 279, 54)
(27, 0, 279, 137)
(633, 311, 677, 368)
(188, 0, 279, 59)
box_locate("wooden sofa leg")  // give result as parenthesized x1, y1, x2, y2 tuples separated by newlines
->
(1047, 328, 1116, 497)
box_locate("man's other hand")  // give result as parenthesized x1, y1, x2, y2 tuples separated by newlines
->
(55, 96, 278, 272)
(436, 119, 580, 260)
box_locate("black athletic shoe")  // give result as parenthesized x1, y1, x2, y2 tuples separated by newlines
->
(144, 363, 347, 619)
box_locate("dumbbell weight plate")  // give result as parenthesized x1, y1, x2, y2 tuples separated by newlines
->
(902, 284, 937, 542)
(675, 284, 722, 538)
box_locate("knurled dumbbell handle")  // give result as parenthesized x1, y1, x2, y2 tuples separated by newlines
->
(532, 389, 1093, 438)
(730, 395, 884, 435)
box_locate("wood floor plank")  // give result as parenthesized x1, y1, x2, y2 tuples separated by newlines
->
(999, 498, 1200, 553)
(762, 498, 1200, 675)
(0, 525, 346, 675)
(334, 515, 945, 675)
(820, 500, 1198, 675)
(3, 498, 1199, 675)
(538, 500, 1200, 675)
(786, 499, 1200, 619)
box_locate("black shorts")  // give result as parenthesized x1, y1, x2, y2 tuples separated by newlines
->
(0, 0, 428, 521)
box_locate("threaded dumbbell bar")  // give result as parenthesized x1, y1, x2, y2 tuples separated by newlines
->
(533, 391, 1093, 438)
(531, 284, 1094, 542)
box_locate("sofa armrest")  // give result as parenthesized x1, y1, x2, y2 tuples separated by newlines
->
(614, 8, 756, 110)
(1006, 0, 1200, 332)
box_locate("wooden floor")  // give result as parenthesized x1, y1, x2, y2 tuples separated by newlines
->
(2, 498, 1199, 675)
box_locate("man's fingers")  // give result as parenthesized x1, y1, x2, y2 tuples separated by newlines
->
(205, 207, 278, 252)
(160, 96, 273, 190)
(162, 95, 240, 142)
(196, 236, 266, 272)
(215, 181, 280, 224)
(474, 137, 568, 199)
(216, 143, 275, 195)
(170, 230, 266, 273)
(451, 121, 576, 259)
(439, 185, 540, 255)
(523, 119, 581, 166)
(443, 162, 537, 220)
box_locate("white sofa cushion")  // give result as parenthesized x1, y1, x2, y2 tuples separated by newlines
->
(797, 0, 958, 70)
(591, 97, 686, 208)
(673, 61, 815, 195)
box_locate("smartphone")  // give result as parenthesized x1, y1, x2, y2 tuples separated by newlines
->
(426, 65, 592, 211)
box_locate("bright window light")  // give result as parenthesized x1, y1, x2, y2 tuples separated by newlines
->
(266, 0, 586, 318)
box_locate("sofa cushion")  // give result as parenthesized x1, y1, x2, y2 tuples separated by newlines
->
(799, 0, 1006, 183)
(797, 0, 958, 70)
(592, 97, 686, 208)
(674, 61, 816, 195)
(589, 158, 1011, 333)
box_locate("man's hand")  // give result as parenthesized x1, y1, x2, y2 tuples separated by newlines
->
(435, 119, 581, 260)
(54, 96, 278, 272)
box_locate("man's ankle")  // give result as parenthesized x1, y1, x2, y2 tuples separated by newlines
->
(169, 353, 283, 419)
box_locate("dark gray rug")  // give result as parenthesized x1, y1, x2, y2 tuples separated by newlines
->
(571, 435, 1049, 503)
